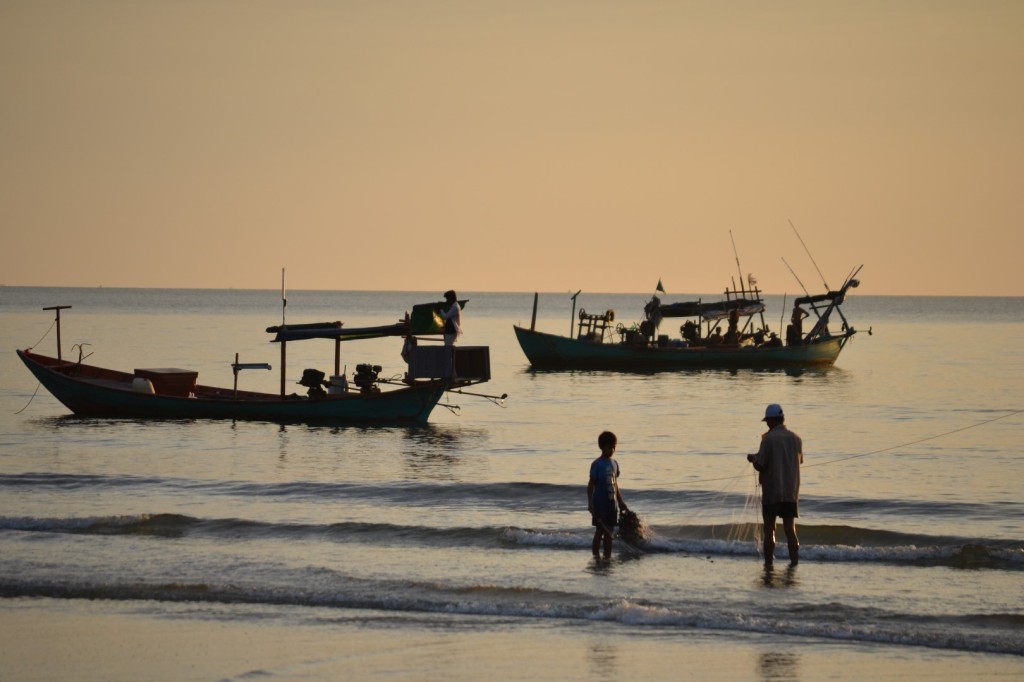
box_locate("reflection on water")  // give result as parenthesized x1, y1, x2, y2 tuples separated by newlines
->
(583, 552, 645, 576)
(401, 425, 487, 478)
(757, 650, 800, 681)
(522, 365, 849, 380)
(587, 639, 621, 681)
(760, 564, 799, 589)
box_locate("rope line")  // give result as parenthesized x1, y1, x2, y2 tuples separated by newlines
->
(24, 319, 56, 354)
(14, 382, 43, 415)
(14, 320, 57, 415)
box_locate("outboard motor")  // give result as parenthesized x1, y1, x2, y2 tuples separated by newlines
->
(353, 363, 382, 394)
(299, 368, 328, 398)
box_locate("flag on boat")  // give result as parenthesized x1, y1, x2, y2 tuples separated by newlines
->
(656, 279, 666, 294)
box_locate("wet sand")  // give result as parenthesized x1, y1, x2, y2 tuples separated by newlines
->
(1, 598, 1021, 681)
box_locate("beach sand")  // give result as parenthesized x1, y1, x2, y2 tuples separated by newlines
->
(1, 598, 1021, 681)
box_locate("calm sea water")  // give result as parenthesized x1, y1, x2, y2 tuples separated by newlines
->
(1, 287, 1022, 673)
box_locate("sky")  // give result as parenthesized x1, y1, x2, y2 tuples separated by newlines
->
(1, 1, 1022, 296)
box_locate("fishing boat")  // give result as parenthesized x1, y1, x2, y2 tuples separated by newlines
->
(514, 267, 864, 370)
(17, 302, 502, 424)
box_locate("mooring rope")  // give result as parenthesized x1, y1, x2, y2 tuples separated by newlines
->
(13, 320, 58, 415)
(14, 382, 43, 415)
(24, 319, 56, 354)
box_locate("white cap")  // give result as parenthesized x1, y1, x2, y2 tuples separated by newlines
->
(762, 404, 784, 421)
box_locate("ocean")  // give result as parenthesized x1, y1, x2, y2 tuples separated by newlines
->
(1, 287, 1022, 680)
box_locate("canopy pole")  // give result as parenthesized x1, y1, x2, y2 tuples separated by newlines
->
(280, 341, 287, 397)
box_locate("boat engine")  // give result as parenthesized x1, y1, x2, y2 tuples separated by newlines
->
(353, 363, 382, 394)
(299, 368, 328, 398)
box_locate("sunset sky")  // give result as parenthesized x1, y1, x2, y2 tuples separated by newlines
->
(2, 1, 1021, 296)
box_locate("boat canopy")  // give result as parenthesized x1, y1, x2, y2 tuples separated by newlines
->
(794, 291, 843, 305)
(266, 321, 408, 343)
(658, 298, 765, 322)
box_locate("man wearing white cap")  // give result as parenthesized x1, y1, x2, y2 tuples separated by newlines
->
(747, 404, 804, 567)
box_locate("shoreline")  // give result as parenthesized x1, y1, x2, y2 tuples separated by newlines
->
(2, 598, 1021, 681)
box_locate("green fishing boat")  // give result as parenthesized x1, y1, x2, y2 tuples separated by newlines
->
(514, 267, 864, 371)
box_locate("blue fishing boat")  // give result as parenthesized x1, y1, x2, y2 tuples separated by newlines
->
(514, 267, 863, 370)
(18, 302, 501, 424)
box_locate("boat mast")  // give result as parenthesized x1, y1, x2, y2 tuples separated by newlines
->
(280, 268, 287, 397)
(43, 305, 72, 361)
(570, 290, 581, 337)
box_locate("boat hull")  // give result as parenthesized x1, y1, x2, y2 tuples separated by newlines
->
(513, 326, 852, 370)
(17, 350, 447, 424)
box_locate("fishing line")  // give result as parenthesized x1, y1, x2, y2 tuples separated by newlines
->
(647, 409, 1023, 488)
(652, 410, 1021, 559)
(805, 409, 1023, 470)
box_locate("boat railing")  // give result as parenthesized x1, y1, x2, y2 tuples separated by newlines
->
(576, 309, 614, 342)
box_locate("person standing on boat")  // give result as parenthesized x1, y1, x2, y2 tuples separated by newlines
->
(747, 404, 803, 568)
(439, 290, 462, 377)
(588, 431, 628, 559)
(725, 306, 741, 345)
(787, 305, 808, 346)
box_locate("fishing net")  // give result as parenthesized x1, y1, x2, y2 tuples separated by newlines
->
(617, 509, 649, 546)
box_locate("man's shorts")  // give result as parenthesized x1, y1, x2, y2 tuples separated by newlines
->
(762, 501, 799, 519)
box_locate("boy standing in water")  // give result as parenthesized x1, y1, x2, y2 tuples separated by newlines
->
(588, 431, 628, 559)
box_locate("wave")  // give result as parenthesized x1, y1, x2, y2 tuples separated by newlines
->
(1, 575, 1021, 657)
(4, 474, 1022, 521)
(2, 513, 1021, 570)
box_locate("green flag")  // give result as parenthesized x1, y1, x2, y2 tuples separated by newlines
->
(656, 279, 666, 294)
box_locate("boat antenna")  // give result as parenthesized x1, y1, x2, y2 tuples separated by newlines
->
(779, 293, 787, 333)
(729, 230, 745, 297)
(781, 257, 810, 297)
(281, 267, 287, 327)
(789, 219, 829, 290)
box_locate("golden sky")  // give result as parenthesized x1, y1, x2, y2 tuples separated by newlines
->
(1, 1, 1021, 295)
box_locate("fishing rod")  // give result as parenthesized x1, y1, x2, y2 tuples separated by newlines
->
(445, 386, 508, 406)
(729, 230, 745, 296)
(789, 219, 829, 290)
(370, 380, 507, 411)
(842, 264, 864, 289)
(374, 377, 507, 405)
(781, 257, 810, 297)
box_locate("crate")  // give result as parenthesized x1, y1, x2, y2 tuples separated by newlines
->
(134, 368, 198, 397)
(406, 345, 490, 381)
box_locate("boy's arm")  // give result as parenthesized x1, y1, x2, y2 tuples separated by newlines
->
(587, 478, 595, 512)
